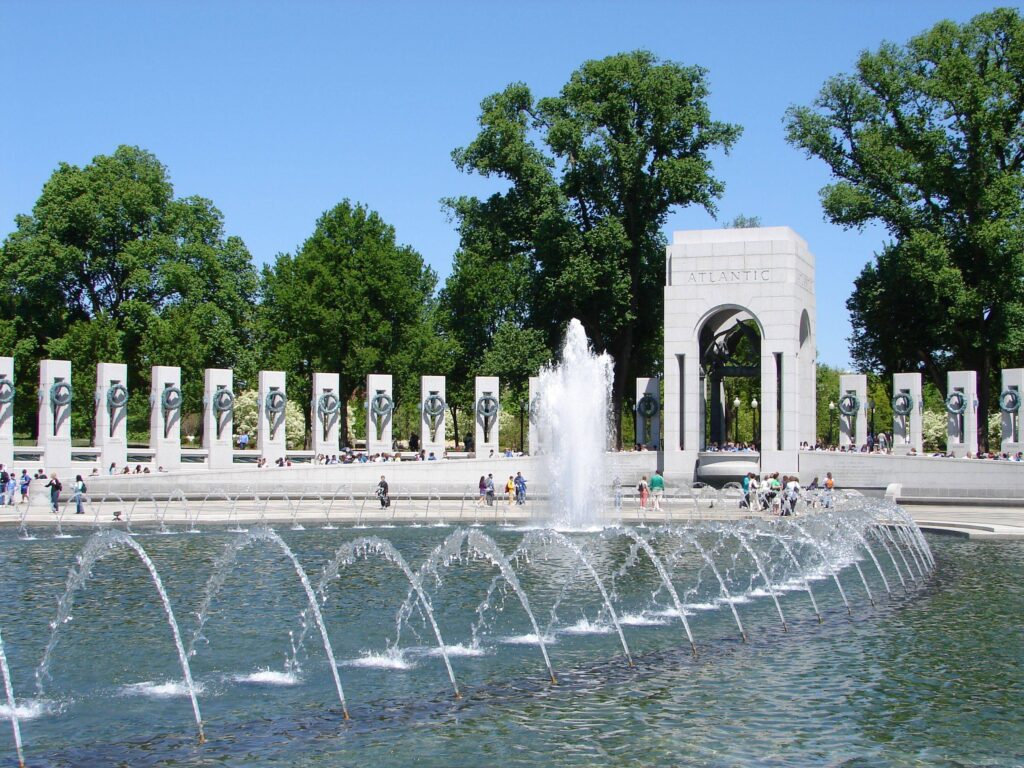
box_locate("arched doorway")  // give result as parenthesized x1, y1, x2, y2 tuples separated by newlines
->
(698, 308, 762, 450)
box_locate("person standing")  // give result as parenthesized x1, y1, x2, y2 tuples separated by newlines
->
(638, 475, 649, 509)
(6, 472, 17, 507)
(514, 472, 527, 505)
(19, 470, 31, 505)
(45, 473, 61, 513)
(0, 466, 8, 506)
(376, 475, 390, 508)
(649, 471, 665, 512)
(485, 474, 495, 507)
(476, 475, 487, 507)
(73, 474, 86, 514)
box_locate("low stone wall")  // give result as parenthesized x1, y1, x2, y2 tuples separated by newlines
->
(797, 451, 1024, 494)
(80, 451, 660, 499)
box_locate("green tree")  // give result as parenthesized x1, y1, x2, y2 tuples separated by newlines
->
(449, 50, 742, 446)
(0, 146, 258, 439)
(786, 8, 1024, 449)
(259, 200, 440, 445)
(436, 249, 533, 445)
(725, 214, 762, 228)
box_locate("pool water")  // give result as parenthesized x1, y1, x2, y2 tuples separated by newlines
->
(0, 521, 1019, 767)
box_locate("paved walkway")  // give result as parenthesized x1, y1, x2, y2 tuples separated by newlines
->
(4, 498, 1023, 540)
(902, 503, 1024, 540)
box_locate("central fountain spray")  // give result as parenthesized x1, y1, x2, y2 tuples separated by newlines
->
(534, 319, 615, 529)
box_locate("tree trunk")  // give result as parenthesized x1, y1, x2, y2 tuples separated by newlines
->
(449, 405, 459, 448)
(977, 351, 992, 452)
(612, 327, 635, 450)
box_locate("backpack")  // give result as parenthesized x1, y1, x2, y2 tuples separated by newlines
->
(80, 482, 87, 494)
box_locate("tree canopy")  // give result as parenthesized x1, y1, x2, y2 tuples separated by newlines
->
(258, 200, 442, 445)
(0, 145, 258, 437)
(446, 50, 741, 445)
(786, 8, 1024, 446)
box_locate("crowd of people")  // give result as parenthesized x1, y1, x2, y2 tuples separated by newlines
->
(631, 468, 837, 517)
(0, 464, 95, 515)
(800, 437, 1024, 461)
(474, 471, 529, 508)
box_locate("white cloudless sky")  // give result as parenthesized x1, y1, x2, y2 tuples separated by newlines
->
(1, 1, 1011, 368)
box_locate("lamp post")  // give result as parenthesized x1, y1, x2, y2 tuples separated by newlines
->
(733, 396, 741, 445)
(751, 398, 759, 449)
(867, 397, 876, 448)
(518, 398, 527, 453)
(828, 400, 836, 446)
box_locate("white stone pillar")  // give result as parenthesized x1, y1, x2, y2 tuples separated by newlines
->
(0, 357, 14, 469)
(1000, 368, 1024, 453)
(474, 377, 500, 457)
(945, 370, 978, 457)
(38, 359, 73, 476)
(419, 375, 446, 458)
(150, 365, 182, 471)
(838, 374, 867, 449)
(95, 362, 129, 472)
(312, 372, 341, 459)
(366, 374, 393, 456)
(635, 377, 661, 449)
(258, 370, 288, 464)
(204, 368, 234, 469)
(892, 372, 923, 455)
(527, 376, 539, 455)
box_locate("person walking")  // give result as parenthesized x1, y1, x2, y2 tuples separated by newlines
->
(375, 475, 390, 509)
(5, 472, 15, 507)
(638, 475, 649, 509)
(45, 473, 61, 513)
(73, 474, 86, 514)
(19, 470, 31, 505)
(649, 471, 665, 512)
(485, 474, 495, 507)
(504, 475, 515, 507)
(476, 475, 487, 507)
(514, 472, 527, 505)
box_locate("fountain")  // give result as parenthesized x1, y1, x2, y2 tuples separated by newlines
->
(533, 319, 615, 528)
(0, 494, 956, 766)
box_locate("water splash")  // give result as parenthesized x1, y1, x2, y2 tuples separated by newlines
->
(187, 527, 350, 719)
(35, 529, 205, 743)
(0, 627, 25, 767)
(534, 319, 614, 528)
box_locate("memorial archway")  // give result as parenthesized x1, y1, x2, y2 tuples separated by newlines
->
(698, 307, 762, 449)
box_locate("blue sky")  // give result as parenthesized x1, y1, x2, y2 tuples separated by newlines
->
(1, 1, 1012, 367)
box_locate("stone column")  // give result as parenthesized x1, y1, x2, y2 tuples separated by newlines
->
(838, 374, 867, 449)
(204, 368, 234, 470)
(95, 362, 129, 472)
(474, 376, 500, 458)
(366, 374, 393, 456)
(258, 370, 288, 464)
(420, 375, 446, 458)
(635, 377, 661, 449)
(38, 359, 73, 476)
(0, 357, 13, 469)
(311, 372, 341, 459)
(528, 376, 539, 455)
(945, 370, 978, 457)
(150, 366, 182, 471)
(892, 372, 923, 455)
(1000, 368, 1024, 453)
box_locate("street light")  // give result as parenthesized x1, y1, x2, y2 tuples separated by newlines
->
(828, 400, 836, 446)
(867, 397, 876, 448)
(733, 396, 741, 445)
(751, 398, 759, 449)
(518, 398, 527, 453)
